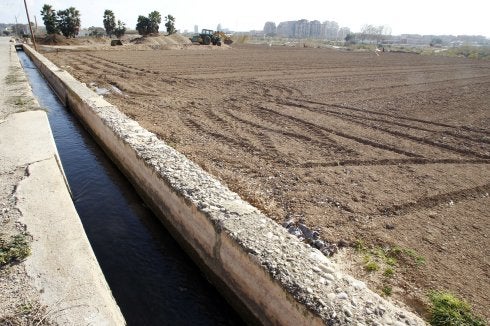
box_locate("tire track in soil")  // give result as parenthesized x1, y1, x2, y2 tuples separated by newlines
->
(282, 99, 442, 132)
(298, 157, 490, 168)
(247, 105, 358, 157)
(223, 106, 354, 160)
(378, 183, 490, 216)
(82, 53, 169, 82)
(301, 99, 489, 134)
(258, 104, 424, 159)
(70, 54, 126, 77)
(254, 69, 488, 85)
(336, 115, 490, 159)
(220, 109, 283, 160)
(63, 55, 158, 96)
(248, 79, 303, 100)
(82, 63, 164, 97)
(226, 109, 329, 147)
(443, 130, 490, 145)
(308, 79, 490, 107)
(309, 98, 490, 143)
(197, 62, 482, 81)
(83, 53, 146, 76)
(180, 110, 288, 165)
(198, 107, 276, 157)
(281, 100, 489, 159)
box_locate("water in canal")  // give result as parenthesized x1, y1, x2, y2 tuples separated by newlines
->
(18, 51, 243, 325)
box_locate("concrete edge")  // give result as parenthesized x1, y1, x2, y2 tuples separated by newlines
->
(24, 44, 426, 325)
(7, 44, 125, 325)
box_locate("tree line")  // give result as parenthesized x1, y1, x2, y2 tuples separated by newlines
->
(344, 24, 392, 45)
(40, 4, 176, 38)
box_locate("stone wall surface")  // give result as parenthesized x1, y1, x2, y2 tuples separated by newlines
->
(24, 44, 426, 326)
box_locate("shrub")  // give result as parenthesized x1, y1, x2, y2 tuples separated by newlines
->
(364, 260, 379, 272)
(382, 285, 393, 296)
(383, 267, 395, 277)
(428, 291, 486, 326)
(114, 20, 126, 39)
(0, 234, 31, 266)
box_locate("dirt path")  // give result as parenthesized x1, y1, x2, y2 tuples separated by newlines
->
(45, 44, 490, 321)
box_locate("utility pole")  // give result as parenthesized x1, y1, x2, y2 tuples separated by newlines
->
(23, 0, 38, 51)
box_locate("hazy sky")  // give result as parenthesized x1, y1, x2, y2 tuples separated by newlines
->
(2, 0, 489, 36)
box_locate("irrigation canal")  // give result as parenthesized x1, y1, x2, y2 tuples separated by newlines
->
(18, 51, 243, 325)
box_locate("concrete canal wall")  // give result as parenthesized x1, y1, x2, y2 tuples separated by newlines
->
(24, 44, 425, 325)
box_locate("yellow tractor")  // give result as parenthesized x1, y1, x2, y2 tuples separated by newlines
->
(214, 31, 233, 45)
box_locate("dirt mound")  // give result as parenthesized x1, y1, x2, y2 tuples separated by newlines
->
(37, 34, 108, 46)
(37, 34, 71, 45)
(130, 34, 191, 46)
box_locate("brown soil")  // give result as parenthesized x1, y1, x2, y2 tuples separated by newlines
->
(36, 34, 107, 46)
(36, 34, 197, 52)
(43, 44, 490, 321)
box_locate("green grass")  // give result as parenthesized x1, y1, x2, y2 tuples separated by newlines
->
(382, 285, 393, 296)
(383, 267, 395, 278)
(353, 240, 424, 268)
(404, 247, 426, 265)
(384, 245, 426, 266)
(428, 291, 486, 326)
(364, 260, 380, 272)
(0, 233, 31, 267)
(353, 240, 430, 302)
(354, 239, 367, 252)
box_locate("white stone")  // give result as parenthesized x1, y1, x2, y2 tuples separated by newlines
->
(324, 273, 336, 282)
(352, 280, 366, 290)
(309, 249, 330, 265)
(337, 292, 348, 300)
(319, 264, 336, 274)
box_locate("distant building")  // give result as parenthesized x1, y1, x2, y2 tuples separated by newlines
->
(277, 21, 296, 37)
(194, 25, 198, 33)
(261, 20, 489, 45)
(294, 19, 310, 38)
(275, 19, 344, 39)
(322, 21, 339, 40)
(263, 21, 276, 35)
(310, 20, 322, 38)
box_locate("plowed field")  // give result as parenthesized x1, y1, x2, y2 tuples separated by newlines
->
(44, 44, 490, 320)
